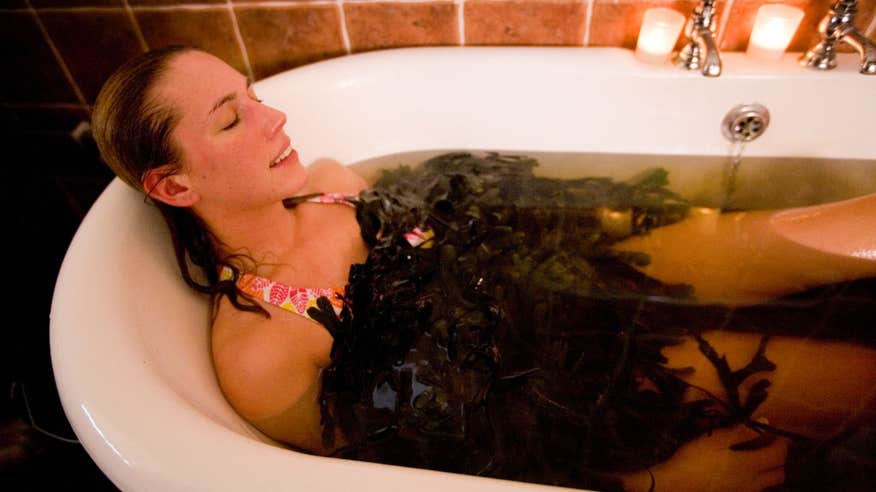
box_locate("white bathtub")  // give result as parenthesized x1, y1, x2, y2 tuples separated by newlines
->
(51, 47, 876, 491)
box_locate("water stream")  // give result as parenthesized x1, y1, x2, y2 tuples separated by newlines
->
(721, 140, 747, 210)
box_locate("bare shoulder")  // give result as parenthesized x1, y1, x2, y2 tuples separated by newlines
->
(210, 299, 333, 440)
(308, 158, 368, 194)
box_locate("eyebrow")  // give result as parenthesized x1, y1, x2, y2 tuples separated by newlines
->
(208, 77, 253, 116)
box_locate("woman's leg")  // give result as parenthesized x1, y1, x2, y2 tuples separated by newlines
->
(661, 331, 876, 439)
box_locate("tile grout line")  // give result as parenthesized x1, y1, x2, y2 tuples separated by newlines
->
(226, 0, 256, 82)
(716, 0, 736, 49)
(458, 0, 465, 46)
(122, 0, 149, 52)
(337, 0, 352, 54)
(582, 0, 594, 46)
(24, 0, 89, 107)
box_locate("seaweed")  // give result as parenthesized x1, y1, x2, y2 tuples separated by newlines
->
(308, 152, 781, 490)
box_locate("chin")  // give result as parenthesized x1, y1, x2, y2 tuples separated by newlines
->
(283, 159, 309, 194)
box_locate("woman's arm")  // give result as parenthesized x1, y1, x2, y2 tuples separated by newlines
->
(618, 423, 788, 492)
(211, 300, 339, 454)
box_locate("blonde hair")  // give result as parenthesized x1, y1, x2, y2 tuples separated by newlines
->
(91, 45, 192, 190)
(91, 45, 269, 317)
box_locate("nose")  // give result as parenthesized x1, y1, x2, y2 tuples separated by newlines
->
(264, 104, 287, 139)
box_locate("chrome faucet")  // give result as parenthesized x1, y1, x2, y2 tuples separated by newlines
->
(801, 0, 876, 74)
(674, 0, 722, 77)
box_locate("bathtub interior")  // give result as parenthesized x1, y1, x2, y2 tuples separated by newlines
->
(354, 149, 876, 210)
(50, 47, 876, 491)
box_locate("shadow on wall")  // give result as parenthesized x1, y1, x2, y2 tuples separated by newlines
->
(0, 124, 116, 489)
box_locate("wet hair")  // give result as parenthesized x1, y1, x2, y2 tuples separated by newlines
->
(91, 45, 268, 317)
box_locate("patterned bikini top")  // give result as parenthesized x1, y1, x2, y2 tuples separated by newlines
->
(219, 192, 433, 323)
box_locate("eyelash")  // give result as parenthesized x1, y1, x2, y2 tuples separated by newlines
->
(223, 115, 240, 131)
(222, 94, 262, 131)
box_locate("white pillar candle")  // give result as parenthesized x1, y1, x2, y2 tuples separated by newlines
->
(636, 8, 686, 64)
(747, 4, 805, 61)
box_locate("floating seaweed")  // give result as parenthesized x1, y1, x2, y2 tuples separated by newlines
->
(308, 152, 791, 490)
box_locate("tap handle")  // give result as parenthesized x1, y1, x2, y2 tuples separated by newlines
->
(839, 27, 876, 74)
(692, 0, 717, 30)
(832, 0, 858, 15)
(828, 0, 859, 31)
(699, 28, 722, 77)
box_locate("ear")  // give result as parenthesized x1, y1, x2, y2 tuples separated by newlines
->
(142, 165, 200, 207)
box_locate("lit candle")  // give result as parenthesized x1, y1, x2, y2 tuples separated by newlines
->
(747, 4, 804, 61)
(636, 8, 686, 64)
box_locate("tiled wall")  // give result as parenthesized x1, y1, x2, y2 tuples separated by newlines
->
(2, 0, 876, 138)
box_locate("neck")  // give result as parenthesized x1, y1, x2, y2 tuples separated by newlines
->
(196, 200, 300, 270)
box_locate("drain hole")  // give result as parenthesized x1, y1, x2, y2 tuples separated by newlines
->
(722, 103, 770, 143)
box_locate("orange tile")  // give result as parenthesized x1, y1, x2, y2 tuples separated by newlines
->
(590, 1, 703, 49)
(234, 5, 346, 79)
(39, 9, 144, 103)
(465, 0, 587, 46)
(135, 7, 248, 75)
(344, 1, 458, 53)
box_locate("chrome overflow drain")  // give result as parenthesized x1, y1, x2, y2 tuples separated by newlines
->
(722, 103, 770, 142)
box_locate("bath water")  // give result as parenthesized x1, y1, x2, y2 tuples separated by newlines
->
(352, 149, 876, 210)
(340, 150, 876, 491)
(722, 141, 747, 210)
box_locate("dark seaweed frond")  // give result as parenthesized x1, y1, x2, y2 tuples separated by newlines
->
(311, 152, 784, 489)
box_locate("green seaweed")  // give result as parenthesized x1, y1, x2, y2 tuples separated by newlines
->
(307, 152, 780, 490)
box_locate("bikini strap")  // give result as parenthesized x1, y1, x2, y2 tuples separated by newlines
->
(220, 266, 345, 322)
(281, 192, 435, 247)
(283, 192, 358, 209)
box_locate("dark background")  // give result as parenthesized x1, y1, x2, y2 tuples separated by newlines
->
(2, 121, 117, 489)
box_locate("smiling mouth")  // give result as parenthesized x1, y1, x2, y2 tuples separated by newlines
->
(270, 144, 295, 167)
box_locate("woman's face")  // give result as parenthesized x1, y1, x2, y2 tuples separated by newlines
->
(156, 51, 306, 211)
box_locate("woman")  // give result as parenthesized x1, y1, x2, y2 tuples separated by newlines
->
(91, 46, 876, 491)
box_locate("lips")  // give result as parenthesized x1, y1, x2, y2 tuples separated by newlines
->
(270, 142, 296, 168)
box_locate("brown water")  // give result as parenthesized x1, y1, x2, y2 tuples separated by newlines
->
(346, 149, 876, 491)
(352, 149, 876, 210)
(722, 141, 747, 210)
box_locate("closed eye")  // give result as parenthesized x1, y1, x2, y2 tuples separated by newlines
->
(223, 114, 240, 130)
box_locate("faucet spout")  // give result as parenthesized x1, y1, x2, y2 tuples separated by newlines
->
(696, 27, 723, 77)
(674, 0, 722, 77)
(801, 0, 876, 74)
(839, 26, 876, 74)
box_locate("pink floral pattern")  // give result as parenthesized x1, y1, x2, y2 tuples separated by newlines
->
(217, 193, 433, 322)
(305, 192, 357, 208)
(404, 227, 434, 248)
(220, 266, 344, 322)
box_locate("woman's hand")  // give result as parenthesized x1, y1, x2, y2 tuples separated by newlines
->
(619, 423, 788, 492)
